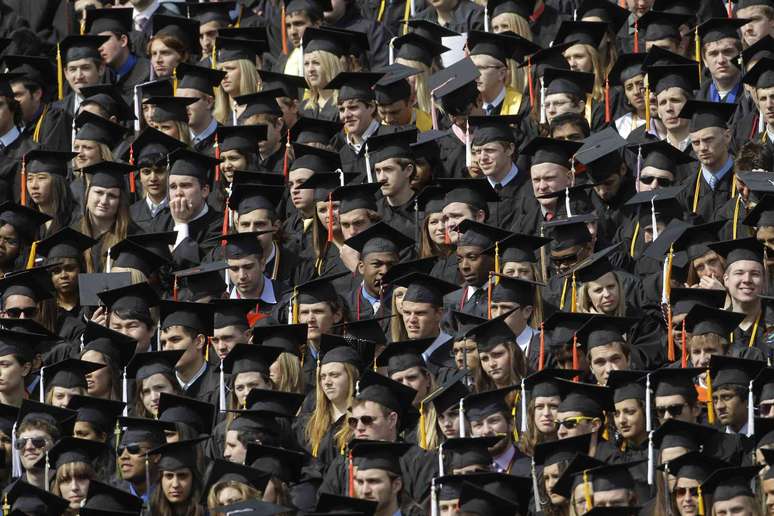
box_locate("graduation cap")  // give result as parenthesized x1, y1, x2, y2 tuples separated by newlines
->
(624, 185, 685, 226)
(670, 220, 725, 260)
(423, 371, 469, 415)
(217, 27, 268, 41)
(393, 272, 458, 306)
(651, 418, 718, 450)
(0, 328, 40, 362)
(606, 369, 648, 404)
(232, 171, 286, 187)
(125, 127, 185, 167)
(434, 179, 498, 219)
(173, 261, 228, 302)
(523, 368, 582, 399)
(630, 140, 696, 172)
(588, 461, 642, 492)
(707, 236, 765, 265)
(356, 369, 417, 419)
(201, 459, 270, 503)
(79, 84, 135, 121)
(573, 314, 636, 353)
(754, 366, 774, 403)
(351, 440, 411, 475)
(210, 299, 255, 330)
(456, 219, 512, 250)
(324, 71, 382, 103)
(176, 62, 226, 94)
(373, 63, 418, 105)
(23, 149, 77, 178)
(144, 95, 196, 123)
(292, 272, 349, 304)
(334, 317, 390, 347)
(138, 77, 174, 99)
(701, 466, 762, 503)
(81, 321, 137, 369)
(217, 499, 291, 515)
(222, 343, 281, 377)
(490, 275, 541, 307)
(246, 444, 305, 483)
(168, 148, 219, 183)
(216, 36, 268, 63)
(187, 1, 235, 24)
(742, 34, 774, 65)
(152, 14, 201, 55)
(485, 0, 534, 19)
(245, 388, 304, 416)
(428, 58, 481, 115)
(117, 416, 167, 447)
(289, 117, 342, 146)
(308, 493, 377, 516)
(697, 17, 748, 44)
(160, 300, 214, 335)
(290, 143, 342, 172)
(683, 304, 743, 337)
(636, 11, 692, 42)
(754, 417, 774, 447)
(555, 378, 612, 416)
(543, 67, 595, 98)
(467, 30, 541, 64)
(344, 221, 414, 258)
(125, 350, 184, 382)
(554, 20, 608, 47)
(85, 7, 133, 35)
(5, 480, 69, 516)
(0, 202, 50, 243)
(151, 438, 207, 472)
(659, 450, 729, 481)
(1, 55, 54, 87)
(257, 70, 308, 100)
(331, 182, 380, 214)
(649, 366, 703, 399)
(440, 436, 500, 471)
(0, 267, 53, 303)
(302, 26, 350, 57)
(742, 56, 774, 90)
(215, 231, 270, 259)
(367, 128, 416, 164)
(46, 436, 104, 470)
(16, 399, 76, 432)
(522, 136, 584, 168)
(647, 64, 700, 95)
(459, 481, 520, 515)
(391, 32, 449, 67)
(80, 480, 143, 515)
(533, 433, 592, 467)
(0, 402, 18, 435)
(97, 281, 159, 317)
(579, 0, 630, 33)
(41, 358, 103, 393)
(80, 160, 134, 191)
(518, 42, 573, 74)
(571, 243, 623, 284)
(109, 237, 171, 277)
(463, 472, 532, 514)
(318, 335, 366, 368)
(252, 323, 308, 356)
(542, 216, 593, 251)
(462, 384, 518, 422)
(465, 313, 517, 353)
(709, 354, 764, 389)
(380, 256, 437, 286)
(35, 227, 96, 262)
(467, 115, 520, 147)
(551, 453, 608, 499)
(67, 394, 125, 435)
(575, 128, 626, 182)
(374, 337, 431, 376)
(59, 35, 109, 63)
(157, 393, 215, 435)
(679, 100, 737, 131)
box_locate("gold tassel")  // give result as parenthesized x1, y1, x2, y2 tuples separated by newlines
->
(25, 241, 38, 269)
(512, 393, 519, 442)
(706, 370, 715, 424)
(172, 67, 178, 95)
(570, 272, 577, 313)
(695, 27, 702, 85)
(698, 486, 705, 516)
(644, 76, 651, 132)
(292, 287, 299, 324)
(56, 43, 63, 101)
(583, 470, 593, 511)
(419, 400, 427, 449)
(494, 240, 500, 276)
(212, 42, 217, 70)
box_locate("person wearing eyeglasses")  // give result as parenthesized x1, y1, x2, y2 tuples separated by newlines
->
(649, 367, 703, 425)
(660, 451, 729, 516)
(707, 355, 764, 435)
(114, 416, 166, 504)
(554, 379, 616, 461)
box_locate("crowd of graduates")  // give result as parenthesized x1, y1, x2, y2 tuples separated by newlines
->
(0, 0, 772, 514)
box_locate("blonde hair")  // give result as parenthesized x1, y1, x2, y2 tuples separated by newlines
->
(273, 352, 305, 394)
(52, 461, 96, 514)
(492, 12, 533, 40)
(395, 58, 432, 114)
(171, 120, 193, 146)
(79, 185, 131, 271)
(214, 59, 261, 124)
(305, 361, 358, 457)
(303, 50, 344, 112)
(566, 43, 605, 102)
(576, 273, 626, 316)
(109, 266, 148, 285)
(419, 398, 440, 450)
(206, 480, 261, 511)
(390, 290, 409, 343)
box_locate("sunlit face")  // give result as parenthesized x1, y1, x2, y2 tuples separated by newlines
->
(73, 139, 103, 169)
(589, 342, 628, 385)
(233, 371, 271, 408)
(141, 373, 176, 417)
(656, 87, 689, 131)
(49, 386, 81, 408)
(219, 60, 242, 96)
(86, 185, 121, 220)
(64, 58, 102, 93)
(437, 404, 460, 438)
(80, 350, 112, 399)
(161, 468, 193, 504)
(401, 301, 442, 339)
(675, 477, 701, 516)
(724, 259, 764, 304)
(586, 271, 620, 315)
(703, 38, 741, 84)
(544, 462, 568, 505)
(613, 398, 646, 441)
(531, 162, 572, 207)
(298, 302, 339, 343)
(150, 39, 182, 78)
(319, 361, 350, 405)
(690, 126, 731, 170)
(534, 395, 561, 434)
(58, 467, 91, 509)
(563, 44, 593, 73)
(224, 430, 248, 464)
(18, 428, 52, 470)
(713, 495, 756, 516)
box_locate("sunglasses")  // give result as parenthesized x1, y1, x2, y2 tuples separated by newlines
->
(554, 416, 596, 430)
(675, 487, 700, 498)
(552, 253, 580, 267)
(656, 403, 686, 418)
(117, 443, 146, 456)
(639, 175, 673, 187)
(348, 415, 379, 428)
(5, 307, 37, 318)
(15, 437, 49, 450)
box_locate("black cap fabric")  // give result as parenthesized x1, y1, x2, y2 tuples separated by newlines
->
(331, 182, 380, 214)
(551, 454, 608, 499)
(160, 300, 214, 335)
(467, 30, 540, 63)
(157, 393, 215, 435)
(86, 7, 132, 35)
(486, 0, 535, 19)
(394, 272, 458, 306)
(742, 57, 774, 90)
(245, 388, 304, 416)
(522, 136, 584, 167)
(202, 459, 270, 501)
(647, 64, 700, 95)
(651, 419, 718, 450)
(392, 32, 449, 66)
(125, 350, 184, 381)
(367, 128, 416, 164)
(109, 237, 170, 277)
(607, 369, 647, 403)
(173, 261, 228, 302)
(463, 385, 518, 421)
(709, 354, 765, 389)
(59, 35, 109, 63)
(176, 62, 226, 94)
(80, 480, 143, 514)
(490, 275, 540, 306)
(6, 480, 69, 516)
(702, 466, 762, 503)
(632, 140, 696, 171)
(0, 267, 53, 303)
(252, 324, 308, 356)
(215, 231, 269, 259)
(80, 84, 135, 121)
(24, 149, 77, 178)
(543, 216, 593, 251)
(302, 27, 350, 57)
(459, 481, 519, 515)
(151, 438, 207, 472)
(575, 314, 636, 353)
(579, 0, 630, 33)
(543, 67, 595, 97)
(375, 338, 432, 376)
(625, 186, 686, 225)
(636, 11, 692, 42)
(97, 282, 159, 316)
(534, 433, 592, 466)
(469, 115, 520, 146)
(138, 78, 173, 99)
(67, 394, 125, 434)
(117, 416, 166, 447)
(325, 72, 382, 103)
(456, 219, 512, 249)
(660, 450, 729, 481)
(80, 161, 134, 190)
(481, 232, 550, 263)
(571, 243, 622, 283)
(428, 58, 480, 115)
(222, 343, 281, 376)
(42, 358, 102, 390)
(1, 55, 53, 88)
(344, 221, 414, 257)
(351, 440, 411, 474)
(216, 37, 267, 62)
(707, 237, 764, 265)
(289, 117, 341, 146)
(679, 100, 737, 131)
(82, 322, 137, 369)
(0, 202, 51, 242)
(437, 178, 499, 212)
(523, 368, 582, 398)
(697, 17, 748, 44)
(36, 227, 96, 262)
(554, 20, 608, 47)
(187, 1, 235, 24)
(650, 366, 703, 398)
(423, 371, 469, 415)
(126, 127, 185, 168)
(168, 148, 219, 183)
(742, 34, 774, 64)
(292, 272, 349, 304)
(318, 334, 367, 368)
(373, 63, 418, 105)
(556, 378, 612, 416)
(465, 313, 517, 352)
(16, 399, 76, 432)
(257, 70, 309, 100)
(441, 436, 500, 470)
(46, 436, 104, 469)
(246, 444, 305, 483)
(152, 14, 200, 55)
(588, 462, 642, 491)
(683, 305, 744, 336)
(356, 369, 416, 419)
(74, 111, 128, 147)
(291, 143, 343, 172)
(144, 95, 196, 123)
(210, 299, 255, 330)
(670, 287, 726, 315)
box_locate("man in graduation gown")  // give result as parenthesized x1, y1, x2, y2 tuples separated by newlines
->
(234, 90, 287, 173)
(53, 35, 110, 119)
(695, 18, 748, 104)
(175, 63, 226, 156)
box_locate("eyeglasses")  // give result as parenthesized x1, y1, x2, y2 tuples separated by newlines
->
(552, 252, 580, 267)
(117, 443, 146, 456)
(656, 403, 687, 418)
(675, 487, 699, 498)
(554, 416, 596, 430)
(4, 307, 37, 318)
(348, 415, 379, 428)
(639, 175, 673, 187)
(15, 437, 49, 450)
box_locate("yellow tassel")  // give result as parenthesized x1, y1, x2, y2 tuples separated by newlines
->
(698, 486, 705, 516)
(732, 195, 741, 239)
(512, 393, 519, 442)
(644, 79, 651, 132)
(211, 43, 217, 71)
(495, 240, 500, 276)
(419, 400, 427, 449)
(583, 470, 593, 511)
(172, 67, 178, 95)
(3, 493, 9, 515)
(692, 165, 702, 214)
(706, 370, 715, 424)
(25, 241, 38, 269)
(235, 5, 243, 27)
(56, 43, 63, 101)
(731, 173, 736, 198)
(402, 0, 411, 35)
(377, 0, 386, 21)
(695, 27, 702, 85)
(602, 413, 609, 441)
(570, 272, 577, 313)
(665, 246, 674, 299)
(292, 287, 299, 324)
(630, 221, 640, 257)
(32, 104, 49, 144)
(560, 277, 569, 310)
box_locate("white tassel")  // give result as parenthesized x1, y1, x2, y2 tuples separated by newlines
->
(532, 458, 542, 512)
(365, 144, 373, 183)
(458, 398, 466, 437)
(645, 373, 652, 432)
(410, 0, 416, 15)
(232, 102, 238, 126)
(437, 443, 444, 477)
(565, 186, 572, 218)
(465, 120, 471, 167)
(484, 6, 489, 31)
(520, 378, 527, 433)
(133, 85, 141, 133)
(389, 37, 396, 65)
(430, 478, 438, 516)
(651, 196, 659, 241)
(540, 77, 546, 124)
(760, 109, 766, 134)
(122, 368, 128, 416)
(44, 451, 49, 491)
(106, 247, 112, 273)
(11, 422, 21, 478)
(219, 360, 227, 412)
(635, 145, 642, 193)
(156, 321, 161, 351)
(337, 168, 345, 187)
(660, 256, 670, 306)
(39, 366, 44, 403)
(748, 380, 755, 437)
(647, 431, 654, 485)
(573, 8, 577, 19)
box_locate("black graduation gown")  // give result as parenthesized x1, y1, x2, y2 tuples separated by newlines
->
(677, 161, 735, 223)
(339, 141, 368, 179)
(434, 131, 468, 180)
(299, 98, 339, 122)
(192, 123, 221, 157)
(360, 0, 427, 38)
(326, 6, 392, 69)
(716, 195, 754, 241)
(376, 195, 418, 243)
(347, 281, 393, 322)
(488, 169, 531, 230)
(414, 0, 484, 34)
(444, 284, 488, 317)
(240, 0, 285, 60)
(52, 91, 78, 118)
(318, 442, 437, 503)
(509, 196, 544, 236)
(18, 103, 71, 151)
(113, 56, 151, 105)
(259, 147, 285, 174)
(430, 254, 460, 284)
(56, 305, 86, 341)
(152, 205, 224, 266)
(590, 179, 637, 246)
(0, 136, 26, 204)
(181, 362, 220, 401)
(129, 198, 164, 234)
(530, 3, 570, 48)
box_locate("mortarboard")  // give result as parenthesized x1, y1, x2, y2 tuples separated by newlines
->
(325, 72, 383, 103)
(5, 480, 69, 516)
(246, 444, 305, 483)
(468, 115, 520, 146)
(701, 466, 762, 503)
(406, 18, 459, 41)
(244, 388, 304, 416)
(607, 369, 647, 403)
(391, 32, 449, 67)
(35, 227, 96, 262)
(109, 237, 170, 277)
(157, 393, 215, 435)
(647, 64, 700, 95)
(423, 371, 469, 415)
(465, 313, 517, 352)
(523, 368, 582, 399)
(334, 317, 390, 347)
(79, 84, 135, 121)
(542, 216, 593, 251)
(573, 314, 636, 354)
(543, 67, 595, 98)
(81, 322, 137, 369)
(576, 127, 627, 181)
(46, 436, 104, 469)
(201, 459, 270, 502)
(660, 450, 729, 481)
(292, 272, 349, 304)
(319, 333, 368, 368)
(683, 304, 743, 336)
(289, 117, 341, 146)
(308, 493, 377, 516)
(173, 261, 228, 302)
(742, 34, 774, 65)
(256, 70, 309, 100)
(669, 287, 725, 314)
(490, 274, 541, 306)
(1, 55, 53, 88)
(366, 128, 416, 164)
(16, 399, 75, 432)
(571, 243, 622, 283)
(252, 324, 308, 356)
(630, 139, 696, 171)
(67, 394, 125, 435)
(217, 499, 290, 515)
(23, 149, 77, 178)
(375, 338, 432, 376)
(467, 30, 541, 64)
(97, 281, 159, 316)
(331, 182, 380, 214)
(754, 367, 774, 402)
(458, 481, 519, 515)
(679, 100, 737, 131)
(624, 185, 686, 226)
(125, 127, 185, 167)
(176, 62, 227, 94)
(481, 232, 550, 264)
(707, 236, 764, 265)
(393, 272, 458, 306)
(709, 354, 765, 389)
(742, 57, 774, 90)
(428, 58, 480, 115)
(144, 95, 196, 123)
(0, 202, 51, 242)
(579, 0, 630, 33)
(463, 472, 532, 514)
(160, 300, 214, 335)
(302, 26, 349, 57)
(168, 148, 219, 183)
(290, 143, 342, 172)
(356, 369, 417, 419)
(215, 37, 268, 63)
(555, 378, 612, 416)
(80, 161, 134, 190)
(80, 480, 143, 514)
(588, 461, 642, 491)
(669, 220, 725, 260)
(441, 436, 500, 470)
(86, 7, 133, 35)
(150, 438, 207, 472)
(0, 403, 18, 435)
(697, 17, 748, 44)
(522, 136, 584, 168)
(636, 11, 692, 42)
(151, 14, 201, 55)
(41, 358, 102, 392)
(210, 299, 256, 329)
(456, 219, 512, 249)
(222, 343, 281, 377)
(117, 416, 167, 446)
(554, 20, 608, 47)
(649, 366, 703, 399)
(380, 256, 437, 285)
(187, 1, 235, 24)
(215, 231, 269, 259)
(138, 77, 174, 100)
(552, 454, 608, 499)
(534, 433, 592, 467)
(125, 350, 184, 381)
(373, 63, 418, 105)
(485, 0, 535, 19)
(651, 418, 718, 450)
(462, 385, 518, 421)
(344, 221, 414, 257)
(351, 440, 411, 475)
(59, 35, 109, 63)
(0, 267, 53, 303)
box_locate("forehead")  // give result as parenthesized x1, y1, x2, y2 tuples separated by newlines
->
(531, 162, 568, 177)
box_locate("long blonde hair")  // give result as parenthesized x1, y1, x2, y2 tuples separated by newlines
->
(492, 16, 533, 99)
(214, 59, 261, 124)
(305, 361, 358, 457)
(576, 273, 627, 316)
(566, 44, 605, 102)
(395, 58, 432, 114)
(390, 290, 409, 343)
(79, 185, 131, 271)
(206, 481, 261, 512)
(303, 50, 344, 112)
(272, 352, 305, 394)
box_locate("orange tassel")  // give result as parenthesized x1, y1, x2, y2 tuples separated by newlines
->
(572, 334, 579, 381)
(281, 5, 288, 55)
(128, 144, 136, 194)
(20, 156, 26, 206)
(444, 226, 451, 245)
(727, 0, 732, 16)
(326, 192, 334, 243)
(667, 305, 675, 362)
(681, 319, 687, 368)
(604, 78, 611, 123)
(221, 205, 230, 238)
(214, 133, 221, 182)
(527, 58, 535, 109)
(173, 276, 178, 301)
(348, 451, 355, 496)
(538, 322, 545, 371)
(634, 20, 639, 53)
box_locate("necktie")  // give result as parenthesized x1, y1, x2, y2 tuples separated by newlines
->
(485, 104, 494, 116)
(708, 174, 717, 190)
(545, 211, 554, 222)
(137, 16, 148, 31)
(495, 183, 503, 192)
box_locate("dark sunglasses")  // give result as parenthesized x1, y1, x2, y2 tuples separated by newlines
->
(117, 443, 146, 456)
(656, 404, 686, 418)
(552, 253, 580, 266)
(5, 307, 37, 318)
(639, 175, 673, 187)
(15, 437, 48, 450)
(675, 487, 699, 498)
(348, 415, 379, 428)
(554, 416, 595, 430)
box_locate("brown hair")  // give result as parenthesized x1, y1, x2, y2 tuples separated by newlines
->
(146, 34, 189, 72)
